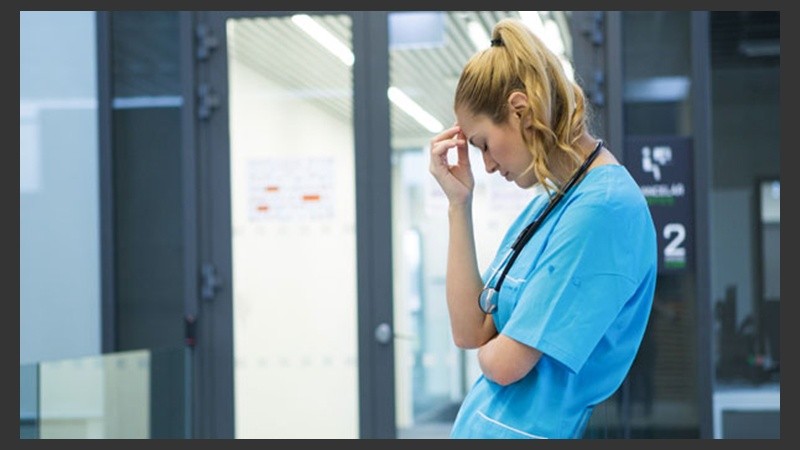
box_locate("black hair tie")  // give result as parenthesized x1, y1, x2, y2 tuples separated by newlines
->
(490, 38, 503, 47)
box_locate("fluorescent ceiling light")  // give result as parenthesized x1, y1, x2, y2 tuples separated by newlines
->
(468, 20, 490, 51)
(522, 12, 572, 81)
(519, 12, 565, 57)
(739, 39, 780, 57)
(519, 11, 546, 38)
(624, 76, 690, 103)
(543, 18, 565, 56)
(388, 87, 444, 133)
(290, 14, 442, 133)
(292, 14, 354, 66)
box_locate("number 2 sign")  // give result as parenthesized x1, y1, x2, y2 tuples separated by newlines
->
(626, 136, 694, 274)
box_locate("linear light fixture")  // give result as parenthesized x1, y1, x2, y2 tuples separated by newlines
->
(291, 14, 442, 133)
(388, 87, 444, 133)
(467, 20, 490, 51)
(624, 76, 690, 103)
(292, 14, 354, 66)
(543, 18, 565, 56)
(739, 39, 780, 57)
(519, 11, 546, 38)
(519, 11, 573, 81)
(519, 12, 564, 56)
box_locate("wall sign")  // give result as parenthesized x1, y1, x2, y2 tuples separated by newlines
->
(625, 136, 694, 274)
(247, 156, 336, 221)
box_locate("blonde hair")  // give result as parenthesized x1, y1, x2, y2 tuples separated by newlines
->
(454, 18, 591, 193)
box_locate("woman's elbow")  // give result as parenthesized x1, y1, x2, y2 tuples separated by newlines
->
(488, 370, 525, 386)
(452, 334, 481, 349)
(478, 341, 539, 386)
(451, 320, 494, 349)
(452, 328, 488, 349)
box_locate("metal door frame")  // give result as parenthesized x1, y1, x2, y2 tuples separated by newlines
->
(180, 10, 395, 438)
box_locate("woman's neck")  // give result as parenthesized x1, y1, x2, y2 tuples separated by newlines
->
(549, 135, 602, 184)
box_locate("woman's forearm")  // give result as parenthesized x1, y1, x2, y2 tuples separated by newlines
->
(446, 202, 496, 348)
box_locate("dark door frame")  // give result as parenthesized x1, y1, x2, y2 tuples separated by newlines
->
(181, 10, 396, 438)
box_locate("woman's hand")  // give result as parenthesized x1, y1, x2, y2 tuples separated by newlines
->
(429, 125, 473, 205)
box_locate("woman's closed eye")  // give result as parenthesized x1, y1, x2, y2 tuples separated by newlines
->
(468, 138, 485, 152)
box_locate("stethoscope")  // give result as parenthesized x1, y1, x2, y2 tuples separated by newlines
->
(478, 139, 604, 315)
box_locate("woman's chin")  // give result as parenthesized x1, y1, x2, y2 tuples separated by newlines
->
(514, 177, 536, 189)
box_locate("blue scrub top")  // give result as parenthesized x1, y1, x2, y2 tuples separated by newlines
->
(450, 164, 657, 439)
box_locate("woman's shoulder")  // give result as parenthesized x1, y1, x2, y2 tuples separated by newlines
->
(586, 163, 645, 195)
(574, 164, 652, 218)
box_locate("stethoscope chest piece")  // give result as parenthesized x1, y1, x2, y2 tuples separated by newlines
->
(478, 287, 498, 314)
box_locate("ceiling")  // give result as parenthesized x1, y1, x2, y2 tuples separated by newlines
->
(226, 12, 571, 150)
(111, 11, 779, 149)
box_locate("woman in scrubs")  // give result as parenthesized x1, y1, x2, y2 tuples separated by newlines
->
(428, 18, 658, 439)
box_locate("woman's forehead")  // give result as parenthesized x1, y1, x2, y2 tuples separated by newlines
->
(455, 109, 487, 130)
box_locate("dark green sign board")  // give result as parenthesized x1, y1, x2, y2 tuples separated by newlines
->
(625, 136, 694, 274)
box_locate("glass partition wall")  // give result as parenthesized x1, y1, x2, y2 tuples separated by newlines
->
(708, 11, 780, 439)
(387, 11, 577, 438)
(615, 11, 701, 438)
(20, 348, 189, 438)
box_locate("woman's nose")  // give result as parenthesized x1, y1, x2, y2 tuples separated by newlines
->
(482, 151, 498, 173)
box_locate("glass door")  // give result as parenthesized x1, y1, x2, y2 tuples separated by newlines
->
(387, 11, 576, 438)
(226, 13, 359, 438)
(195, 11, 394, 438)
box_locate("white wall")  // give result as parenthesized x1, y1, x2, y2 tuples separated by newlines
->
(228, 53, 359, 438)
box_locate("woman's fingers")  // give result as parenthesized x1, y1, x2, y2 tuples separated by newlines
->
(430, 125, 460, 146)
(430, 126, 465, 172)
(428, 124, 474, 202)
(456, 133, 470, 168)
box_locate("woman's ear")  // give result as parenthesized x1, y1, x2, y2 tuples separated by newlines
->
(508, 91, 531, 127)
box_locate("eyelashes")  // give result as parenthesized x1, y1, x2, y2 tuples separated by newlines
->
(468, 139, 488, 153)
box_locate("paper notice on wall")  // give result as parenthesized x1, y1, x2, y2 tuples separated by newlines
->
(248, 156, 335, 221)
